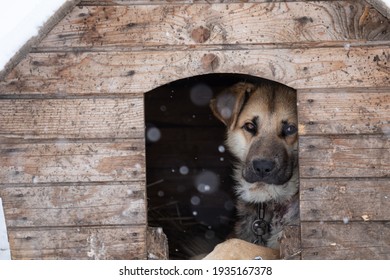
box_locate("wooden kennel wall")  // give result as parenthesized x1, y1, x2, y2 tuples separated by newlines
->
(0, 0, 389, 259)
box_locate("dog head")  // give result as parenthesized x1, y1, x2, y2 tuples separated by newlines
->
(210, 82, 298, 203)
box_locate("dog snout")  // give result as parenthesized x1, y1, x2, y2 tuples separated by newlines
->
(253, 159, 275, 177)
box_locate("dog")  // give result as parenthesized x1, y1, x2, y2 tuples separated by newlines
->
(206, 81, 299, 259)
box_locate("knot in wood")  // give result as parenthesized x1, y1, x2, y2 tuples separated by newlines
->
(201, 53, 219, 72)
(191, 26, 211, 43)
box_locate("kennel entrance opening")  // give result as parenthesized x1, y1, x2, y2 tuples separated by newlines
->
(145, 73, 282, 259)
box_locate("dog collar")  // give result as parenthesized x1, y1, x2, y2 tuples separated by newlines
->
(251, 202, 270, 245)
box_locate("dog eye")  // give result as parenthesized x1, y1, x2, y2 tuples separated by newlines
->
(282, 124, 297, 136)
(243, 122, 257, 135)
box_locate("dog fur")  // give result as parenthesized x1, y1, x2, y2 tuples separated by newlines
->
(207, 81, 299, 258)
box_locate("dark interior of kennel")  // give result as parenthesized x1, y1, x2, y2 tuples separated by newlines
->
(146, 74, 270, 259)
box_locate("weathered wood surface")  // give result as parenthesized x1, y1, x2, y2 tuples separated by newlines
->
(0, 0, 388, 261)
(298, 90, 390, 135)
(301, 222, 390, 259)
(146, 227, 169, 260)
(38, 2, 390, 51)
(280, 225, 301, 260)
(1, 46, 389, 94)
(0, 98, 144, 140)
(300, 179, 390, 222)
(77, 0, 355, 5)
(0, 140, 145, 184)
(299, 135, 390, 178)
(0, 182, 145, 227)
(8, 226, 146, 259)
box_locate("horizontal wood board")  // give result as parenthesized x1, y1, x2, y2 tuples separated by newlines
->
(0, 182, 146, 227)
(0, 140, 145, 184)
(8, 226, 146, 259)
(299, 135, 389, 178)
(38, 2, 390, 50)
(298, 90, 390, 135)
(300, 179, 390, 222)
(0, 97, 144, 140)
(301, 222, 390, 259)
(1, 46, 390, 94)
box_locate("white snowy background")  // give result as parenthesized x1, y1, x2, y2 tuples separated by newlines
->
(0, 0, 67, 70)
(1, 0, 390, 70)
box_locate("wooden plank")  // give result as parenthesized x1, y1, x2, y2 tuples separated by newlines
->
(38, 2, 390, 51)
(0, 140, 145, 184)
(146, 227, 168, 260)
(0, 98, 144, 140)
(299, 135, 390, 178)
(280, 225, 301, 260)
(300, 179, 390, 222)
(8, 225, 146, 259)
(367, 0, 390, 19)
(301, 221, 390, 259)
(1, 46, 389, 94)
(80, 0, 341, 4)
(298, 90, 390, 135)
(0, 182, 146, 227)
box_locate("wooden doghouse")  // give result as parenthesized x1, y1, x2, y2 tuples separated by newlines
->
(0, 0, 389, 259)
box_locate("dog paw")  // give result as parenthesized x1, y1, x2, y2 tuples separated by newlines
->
(202, 238, 280, 260)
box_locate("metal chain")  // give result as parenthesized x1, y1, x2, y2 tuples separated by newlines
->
(251, 202, 270, 245)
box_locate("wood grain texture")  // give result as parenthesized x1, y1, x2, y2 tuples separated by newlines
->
(146, 227, 168, 260)
(280, 225, 301, 260)
(300, 179, 390, 222)
(0, 182, 146, 227)
(301, 222, 390, 259)
(0, 140, 145, 184)
(1, 46, 389, 94)
(8, 226, 147, 259)
(80, 0, 341, 4)
(298, 90, 390, 135)
(0, 98, 144, 140)
(38, 2, 390, 50)
(299, 135, 390, 178)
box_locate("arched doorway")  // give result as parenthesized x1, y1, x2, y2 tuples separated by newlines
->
(145, 73, 285, 259)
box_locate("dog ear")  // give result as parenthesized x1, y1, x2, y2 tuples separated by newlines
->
(210, 83, 255, 128)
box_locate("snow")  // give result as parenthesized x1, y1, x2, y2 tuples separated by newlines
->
(0, 198, 11, 260)
(146, 126, 161, 142)
(0, 0, 67, 71)
(1, 0, 390, 71)
(190, 83, 213, 106)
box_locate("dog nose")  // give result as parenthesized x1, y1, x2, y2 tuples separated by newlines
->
(253, 159, 275, 176)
